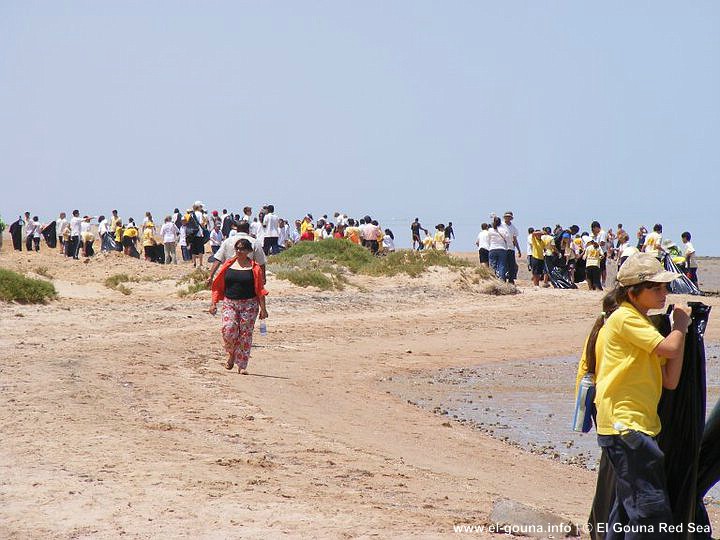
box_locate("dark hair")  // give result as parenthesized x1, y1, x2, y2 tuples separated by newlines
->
(243, 206, 251, 214)
(492, 217, 501, 230)
(236, 221, 250, 233)
(234, 238, 253, 252)
(591, 221, 601, 230)
(267, 204, 275, 213)
(385, 228, 394, 239)
(682, 231, 691, 241)
(98, 215, 105, 222)
(654, 223, 663, 233)
(72, 210, 79, 216)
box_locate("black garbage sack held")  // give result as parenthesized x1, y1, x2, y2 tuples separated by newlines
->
(546, 261, 577, 289)
(664, 255, 702, 295)
(41, 220, 57, 248)
(101, 233, 118, 252)
(574, 258, 587, 283)
(587, 302, 712, 540)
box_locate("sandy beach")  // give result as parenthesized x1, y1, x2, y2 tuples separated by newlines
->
(2, 243, 720, 539)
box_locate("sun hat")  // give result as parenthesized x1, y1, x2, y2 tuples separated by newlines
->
(193, 200, 204, 208)
(503, 211, 514, 218)
(616, 252, 680, 286)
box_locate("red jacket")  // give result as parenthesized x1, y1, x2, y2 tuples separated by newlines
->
(211, 258, 268, 304)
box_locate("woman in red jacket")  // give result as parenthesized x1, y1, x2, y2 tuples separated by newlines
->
(209, 238, 268, 374)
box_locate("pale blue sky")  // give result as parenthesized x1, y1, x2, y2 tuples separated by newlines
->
(1, 1, 718, 251)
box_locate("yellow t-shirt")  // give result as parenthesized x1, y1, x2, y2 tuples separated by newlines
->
(142, 229, 156, 247)
(300, 220, 312, 235)
(541, 235, 555, 257)
(585, 246, 602, 267)
(644, 232, 662, 256)
(115, 227, 123, 242)
(530, 236, 545, 260)
(123, 227, 138, 239)
(594, 302, 666, 436)
(433, 231, 445, 250)
(423, 236, 433, 249)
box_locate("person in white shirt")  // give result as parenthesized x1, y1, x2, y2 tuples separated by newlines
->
(57, 212, 69, 254)
(476, 223, 491, 267)
(68, 210, 82, 259)
(643, 224, 664, 259)
(261, 204, 280, 255)
(382, 229, 396, 252)
(24, 216, 39, 252)
(278, 218, 290, 249)
(178, 219, 191, 262)
(210, 222, 224, 255)
(525, 227, 534, 271)
(487, 217, 510, 280)
(499, 212, 521, 284)
(240, 206, 252, 223)
(681, 231, 698, 286)
(206, 221, 267, 287)
(590, 221, 609, 288)
(160, 215, 180, 264)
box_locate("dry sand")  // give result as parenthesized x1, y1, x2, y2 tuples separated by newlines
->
(2, 243, 720, 539)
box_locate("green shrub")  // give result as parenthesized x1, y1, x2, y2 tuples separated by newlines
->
(274, 268, 336, 290)
(34, 266, 54, 279)
(269, 241, 474, 285)
(177, 267, 210, 297)
(0, 269, 58, 304)
(104, 273, 139, 294)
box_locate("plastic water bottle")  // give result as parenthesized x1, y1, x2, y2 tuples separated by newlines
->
(259, 321, 267, 336)
(572, 374, 595, 432)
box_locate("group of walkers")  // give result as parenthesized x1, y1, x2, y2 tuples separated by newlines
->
(476, 215, 700, 290)
(410, 218, 455, 252)
(0, 205, 401, 263)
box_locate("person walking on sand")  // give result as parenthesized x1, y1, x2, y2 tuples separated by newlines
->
(487, 216, 510, 281)
(411, 218, 428, 251)
(160, 215, 180, 264)
(591, 253, 689, 538)
(209, 238, 268, 375)
(499, 212, 521, 284)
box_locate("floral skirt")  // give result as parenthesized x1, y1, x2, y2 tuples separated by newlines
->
(221, 297, 259, 369)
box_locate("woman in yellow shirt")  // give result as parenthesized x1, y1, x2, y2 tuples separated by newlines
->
(587, 253, 689, 536)
(142, 223, 157, 261)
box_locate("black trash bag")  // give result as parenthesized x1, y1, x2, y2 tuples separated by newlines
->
(41, 221, 57, 248)
(574, 258, 587, 283)
(546, 260, 577, 289)
(9, 219, 23, 251)
(587, 303, 712, 539)
(664, 255, 701, 295)
(655, 302, 711, 535)
(128, 243, 141, 259)
(101, 234, 118, 252)
(151, 244, 165, 264)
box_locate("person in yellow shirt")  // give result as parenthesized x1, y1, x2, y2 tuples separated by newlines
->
(433, 224, 447, 251)
(529, 229, 545, 287)
(142, 223, 157, 261)
(590, 253, 689, 536)
(584, 240, 603, 291)
(122, 222, 138, 257)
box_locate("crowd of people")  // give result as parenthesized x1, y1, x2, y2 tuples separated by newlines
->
(476, 214, 700, 290)
(0, 207, 701, 293)
(0, 204, 403, 264)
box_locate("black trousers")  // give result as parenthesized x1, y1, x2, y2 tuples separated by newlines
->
(263, 236, 279, 255)
(25, 236, 33, 251)
(67, 236, 80, 259)
(505, 250, 518, 282)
